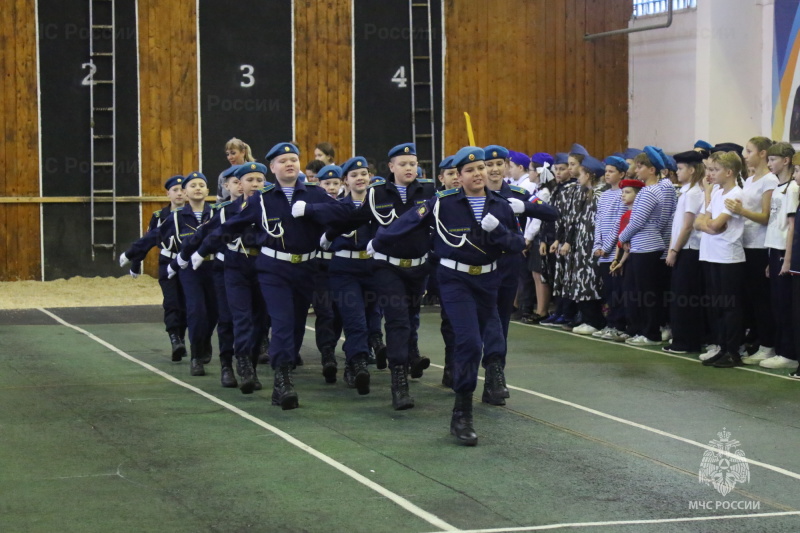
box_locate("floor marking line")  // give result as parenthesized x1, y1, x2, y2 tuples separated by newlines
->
(422, 510, 800, 533)
(39, 308, 458, 533)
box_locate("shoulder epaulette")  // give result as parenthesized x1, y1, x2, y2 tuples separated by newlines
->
(509, 185, 528, 195)
(304, 181, 319, 186)
(368, 178, 386, 188)
(417, 178, 435, 184)
(260, 183, 276, 193)
(212, 200, 232, 210)
(436, 188, 459, 198)
(152, 210, 160, 218)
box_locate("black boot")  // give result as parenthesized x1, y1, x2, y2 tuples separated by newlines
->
(272, 365, 299, 410)
(190, 343, 205, 376)
(169, 331, 186, 362)
(253, 369, 262, 391)
(236, 355, 256, 394)
(482, 360, 506, 406)
(220, 365, 238, 388)
(441, 351, 453, 388)
(390, 364, 414, 410)
(369, 335, 387, 369)
(450, 393, 478, 446)
(258, 336, 270, 365)
(494, 360, 510, 399)
(352, 356, 370, 395)
(409, 346, 430, 379)
(321, 349, 337, 384)
(201, 337, 213, 365)
(712, 352, 744, 368)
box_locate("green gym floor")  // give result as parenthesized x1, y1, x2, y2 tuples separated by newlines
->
(1, 306, 799, 533)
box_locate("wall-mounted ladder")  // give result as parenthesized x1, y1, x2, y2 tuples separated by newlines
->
(89, 0, 117, 260)
(409, 0, 436, 177)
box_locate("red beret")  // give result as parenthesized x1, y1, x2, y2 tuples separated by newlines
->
(619, 179, 645, 189)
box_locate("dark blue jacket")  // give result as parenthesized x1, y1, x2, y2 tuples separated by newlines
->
(328, 195, 372, 252)
(495, 182, 560, 232)
(125, 205, 179, 265)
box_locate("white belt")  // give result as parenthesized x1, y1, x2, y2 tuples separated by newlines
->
(160, 249, 177, 259)
(439, 258, 497, 275)
(334, 250, 373, 260)
(227, 243, 260, 257)
(215, 252, 225, 262)
(318, 251, 333, 260)
(260, 246, 317, 263)
(373, 252, 427, 268)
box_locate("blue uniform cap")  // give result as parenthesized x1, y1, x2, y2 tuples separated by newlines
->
(509, 151, 531, 168)
(297, 172, 307, 183)
(663, 154, 677, 172)
(221, 165, 241, 179)
(438, 155, 455, 171)
(483, 145, 510, 160)
(387, 143, 416, 158)
(694, 139, 713, 150)
(164, 175, 184, 190)
(604, 155, 629, 173)
(582, 155, 606, 178)
(233, 162, 267, 179)
(265, 142, 300, 161)
(553, 152, 569, 165)
(451, 146, 485, 168)
(622, 148, 643, 160)
(531, 152, 554, 167)
(317, 164, 344, 181)
(643, 146, 666, 172)
(417, 166, 424, 177)
(341, 156, 368, 175)
(569, 143, 590, 157)
(182, 171, 207, 188)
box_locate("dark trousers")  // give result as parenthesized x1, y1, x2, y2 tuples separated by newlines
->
(440, 306, 454, 360)
(225, 255, 266, 365)
(769, 249, 795, 360)
(313, 260, 342, 354)
(577, 300, 605, 329)
(212, 267, 235, 366)
(516, 256, 535, 315)
(329, 257, 377, 363)
(257, 257, 315, 369)
(704, 261, 745, 356)
(626, 251, 664, 341)
(599, 261, 625, 331)
(669, 249, 704, 351)
(793, 275, 800, 361)
(497, 253, 524, 345)
(743, 248, 774, 348)
(179, 262, 218, 354)
(373, 261, 428, 367)
(438, 266, 504, 394)
(157, 262, 186, 336)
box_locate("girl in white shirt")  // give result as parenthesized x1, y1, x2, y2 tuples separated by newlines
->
(694, 151, 747, 367)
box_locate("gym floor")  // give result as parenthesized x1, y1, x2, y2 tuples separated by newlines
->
(1, 306, 799, 532)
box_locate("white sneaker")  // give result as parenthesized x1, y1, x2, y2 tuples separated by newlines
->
(573, 324, 599, 335)
(759, 356, 799, 369)
(626, 335, 660, 346)
(741, 346, 776, 365)
(699, 345, 720, 361)
(661, 326, 672, 342)
(592, 326, 611, 338)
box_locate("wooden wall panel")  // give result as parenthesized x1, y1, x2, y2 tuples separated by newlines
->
(0, 0, 41, 281)
(138, 0, 199, 277)
(444, 0, 630, 159)
(295, 0, 352, 165)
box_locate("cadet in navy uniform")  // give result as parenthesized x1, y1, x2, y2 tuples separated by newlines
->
(435, 155, 458, 387)
(371, 146, 525, 445)
(119, 175, 187, 360)
(328, 143, 437, 410)
(482, 145, 559, 404)
(190, 143, 350, 409)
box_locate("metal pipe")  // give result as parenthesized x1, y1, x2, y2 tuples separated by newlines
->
(584, 0, 673, 40)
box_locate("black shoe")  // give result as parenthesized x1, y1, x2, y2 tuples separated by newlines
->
(701, 351, 727, 366)
(190, 358, 205, 377)
(521, 313, 545, 325)
(201, 337, 212, 365)
(253, 371, 262, 391)
(220, 366, 238, 388)
(662, 344, 688, 354)
(441, 363, 453, 388)
(257, 336, 270, 365)
(272, 365, 299, 410)
(510, 309, 524, 321)
(369, 336, 387, 370)
(321, 349, 338, 384)
(390, 365, 414, 410)
(295, 355, 304, 367)
(482, 361, 506, 406)
(353, 358, 370, 395)
(169, 332, 186, 362)
(409, 354, 430, 379)
(712, 353, 744, 368)
(236, 355, 256, 394)
(450, 393, 477, 446)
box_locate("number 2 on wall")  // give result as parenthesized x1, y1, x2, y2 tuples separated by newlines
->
(391, 66, 407, 88)
(240, 65, 255, 87)
(81, 62, 97, 86)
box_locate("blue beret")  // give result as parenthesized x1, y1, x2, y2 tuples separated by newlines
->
(297, 172, 307, 183)
(317, 164, 343, 181)
(183, 171, 207, 187)
(554, 152, 569, 165)
(438, 156, 455, 170)
(387, 143, 416, 158)
(265, 142, 300, 161)
(341, 156, 368, 175)
(483, 145, 509, 160)
(622, 148, 643, 160)
(509, 151, 531, 168)
(164, 175, 184, 190)
(604, 156, 629, 173)
(452, 146, 485, 167)
(417, 166, 424, 177)
(581, 156, 606, 178)
(234, 162, 267, 178)
(569, 143, 590, 157)
(663, 154, 677, 172)
(221, 165, 241, 179)
(643, 146, 666, 172)
(531, 152, 554, 166)
(369, 175, 383, 183)
(694, 140, 714, 150)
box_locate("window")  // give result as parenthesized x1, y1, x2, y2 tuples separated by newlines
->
(633, 0, 697, 18)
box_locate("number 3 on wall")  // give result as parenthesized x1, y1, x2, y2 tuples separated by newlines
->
(240, 65, 255, 87)
(81, 62, 97, 86)
(391, 66, 407, 88)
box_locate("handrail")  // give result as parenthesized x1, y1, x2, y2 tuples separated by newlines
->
(584, 0, 673, 40)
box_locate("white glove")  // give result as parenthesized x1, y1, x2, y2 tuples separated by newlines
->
(481, 213, 500, 232)
(291, 201, 307, 218)
(129, 269, 139, 279)
(320, 234, 332, 250)
(177, 254, 190, 270)
(167, 264, 177, 279)
(507, 198, 525, 215)
(366, 240, 376, 257)
(119, 252, 130, 268)
(191, 251, 204, 270)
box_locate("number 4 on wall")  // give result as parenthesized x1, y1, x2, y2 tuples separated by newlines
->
(391, 66, 407, 88)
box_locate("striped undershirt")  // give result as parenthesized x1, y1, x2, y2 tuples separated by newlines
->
(395, 185, 407, 203)
(193, 211, 203, 224)
(593, 189, 625, 263)
(657, 178, 678, 259)
(352, 200, 362, 208)
(282, 186, 295, 203)
(467, 196, 486, 222)
(617, 185, 665, 253)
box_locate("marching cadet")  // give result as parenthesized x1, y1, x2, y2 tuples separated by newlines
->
(188, 143, 350, 409)
(327, 143, 437, 410)
(119, 175, 187, 360)
(482, 145, 559, 404)
(435, 156, 458, 387)
(370, 146, 525, 445)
